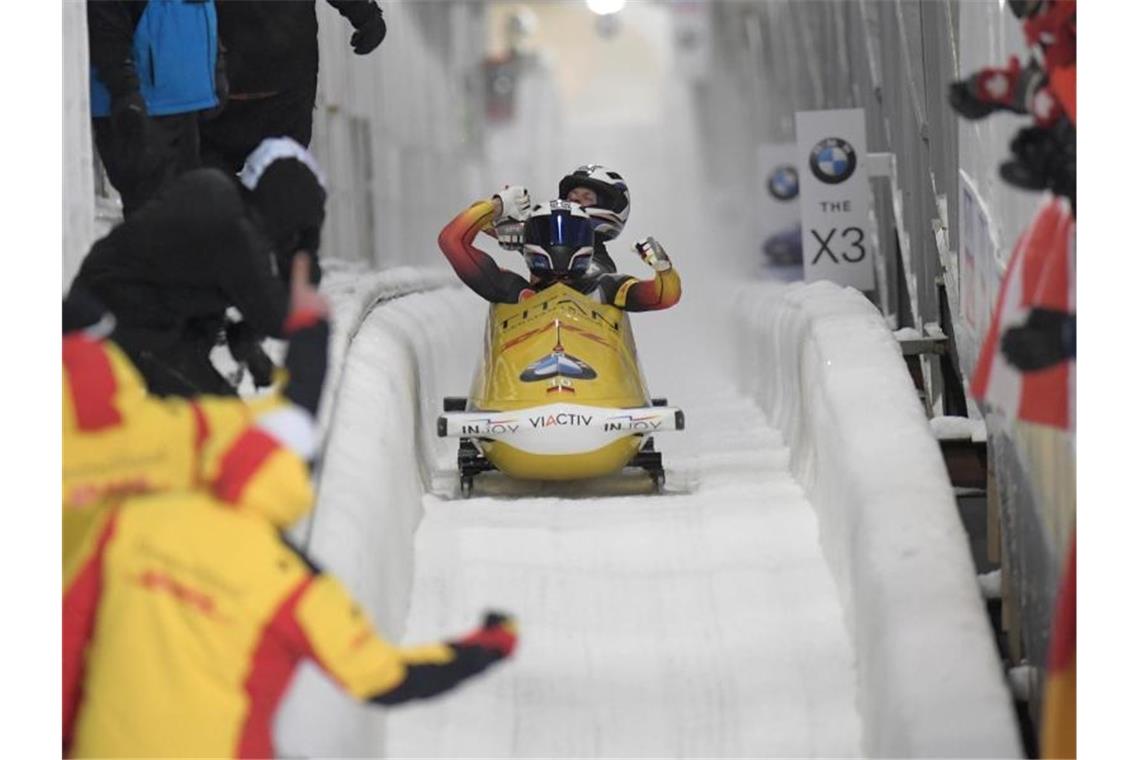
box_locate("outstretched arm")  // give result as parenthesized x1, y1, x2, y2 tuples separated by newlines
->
(281, 572, 517, 706)
(599, 237, 682, 312)
(437, 196, 533, 304)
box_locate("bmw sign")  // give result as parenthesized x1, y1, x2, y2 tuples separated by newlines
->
(766, 165, 799, 201)
(809, 137, 857, 185)
(796, 109, 873, 290)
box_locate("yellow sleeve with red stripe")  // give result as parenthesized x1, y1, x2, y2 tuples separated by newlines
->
(63, 336, 197, 507)
(611, 268, 682, 311)
(294, 574, 455, 701)
(64, 335, 314, 527)
(207, 421, 315, 527)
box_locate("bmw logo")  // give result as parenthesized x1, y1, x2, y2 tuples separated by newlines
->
(767, 165, 799, 201)
(809, 137, 857, 185)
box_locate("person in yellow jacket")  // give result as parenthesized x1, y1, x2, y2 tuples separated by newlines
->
(62, 465, 518, 758)
(62, 255, 327, 563)
(62, 256, 519, 757)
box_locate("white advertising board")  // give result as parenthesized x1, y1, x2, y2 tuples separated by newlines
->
(958, 170, 1000, 340)
(795, 109, 874, 291)
(757, 143, 802, 269)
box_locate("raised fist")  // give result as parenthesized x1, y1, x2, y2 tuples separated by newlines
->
(493, 185, 531, 224)
(633, 237, 672, 272)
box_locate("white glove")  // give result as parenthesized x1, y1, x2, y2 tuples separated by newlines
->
(633, 237, 672, 272)
(493, 185, 531, 223)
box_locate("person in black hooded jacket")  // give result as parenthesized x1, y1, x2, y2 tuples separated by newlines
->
(72, 137, 328, 398)
(200, 0, 387, 173)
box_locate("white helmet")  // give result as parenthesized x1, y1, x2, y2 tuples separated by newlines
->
(522, 200, 596, 282)
(558, 164, 630, 241)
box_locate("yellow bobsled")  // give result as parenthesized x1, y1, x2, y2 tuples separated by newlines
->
(438, 283, 684, 496)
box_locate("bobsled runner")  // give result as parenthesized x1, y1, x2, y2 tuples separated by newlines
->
(438, 283, 684, 497)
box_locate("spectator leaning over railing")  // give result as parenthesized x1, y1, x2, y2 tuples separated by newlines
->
(61, 254, 325, 565)
(88, 0, 226, 215)
(72, 137, 328, 397)
(201, 0, 387, 173)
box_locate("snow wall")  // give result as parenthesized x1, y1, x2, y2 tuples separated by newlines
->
(276, 266, 482, 758)
(733, 280, 1021, 758)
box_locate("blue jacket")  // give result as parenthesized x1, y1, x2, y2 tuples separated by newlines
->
(90, 0, 219, 118)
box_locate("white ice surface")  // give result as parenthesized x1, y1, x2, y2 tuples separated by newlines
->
(386, 387, 861, 758)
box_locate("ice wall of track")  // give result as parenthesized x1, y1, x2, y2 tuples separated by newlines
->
(275, 265, 482, 757)
(733, 280, 1020, 758)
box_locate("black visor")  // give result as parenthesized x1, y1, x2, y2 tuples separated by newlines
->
(525, 211, 594, 249)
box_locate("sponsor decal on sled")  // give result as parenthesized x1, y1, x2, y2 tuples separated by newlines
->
(501, 296, 621, 334)
(520, 322, 599, 382)
(602, 413, 665, 432)
(529, 412, 594, 428)
(458, 417, 520, 435)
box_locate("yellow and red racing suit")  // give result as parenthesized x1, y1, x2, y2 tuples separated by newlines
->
(438, 199, 681, 310)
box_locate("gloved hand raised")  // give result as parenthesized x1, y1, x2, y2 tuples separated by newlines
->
(634, 237, 673, 272)
(351, 4, 387, 55)
(493, 185, 531, 224)
(284, 253, 330, 332)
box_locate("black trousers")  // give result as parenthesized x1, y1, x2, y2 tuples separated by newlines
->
(93, 112, 201, 217)
(199, 79, 318, 174)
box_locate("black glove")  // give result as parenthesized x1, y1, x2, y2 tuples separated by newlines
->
(1000, 308, 1076, 372)
(226, 320, 276, 388)
(999, 119, 1076, 211)
(449, 611, 518, 666)
(949, 58, 1033, 121)
(110, 90, 150, 143)
(351, 5, 387, 54)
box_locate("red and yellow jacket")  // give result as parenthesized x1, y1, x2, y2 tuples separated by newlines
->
(438, 200, 682, 310)
(63, 490, 516, 758)
(63, 331, 315, 562)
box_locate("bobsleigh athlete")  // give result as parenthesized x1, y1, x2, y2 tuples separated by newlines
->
(555, 163, 630, 273)
(438, 188, 681, 311)
(490, 163, 631, 274)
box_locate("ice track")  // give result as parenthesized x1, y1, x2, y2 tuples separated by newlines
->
(385, 387, 861, 758)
